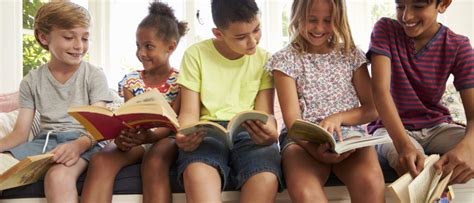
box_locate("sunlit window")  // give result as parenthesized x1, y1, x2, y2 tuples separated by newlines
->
(19, 0, 474, 89)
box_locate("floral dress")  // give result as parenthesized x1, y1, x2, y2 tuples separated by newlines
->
(265, 45, 368, 139)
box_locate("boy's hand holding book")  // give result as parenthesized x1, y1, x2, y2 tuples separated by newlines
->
(434, 144, 474, 184)
(388, 154, 455, 203)
(242, 119, 278, 145)
(49, 140, 84, 167)
(396, 143, 426, 177)
(178, 110, 270, 149)
(175, 131, 206, 152)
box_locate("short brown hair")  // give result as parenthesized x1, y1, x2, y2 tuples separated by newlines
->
(34, 1, 90, 50)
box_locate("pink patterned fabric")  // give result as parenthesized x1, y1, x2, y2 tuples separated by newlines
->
(266, 45, 368, 134)
(0, 91, 19, 112)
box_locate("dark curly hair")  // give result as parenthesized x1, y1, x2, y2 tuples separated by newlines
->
(139, 1, 188, 43)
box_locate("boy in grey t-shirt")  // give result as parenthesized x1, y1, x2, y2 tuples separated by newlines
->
(0, 2, 111, 202)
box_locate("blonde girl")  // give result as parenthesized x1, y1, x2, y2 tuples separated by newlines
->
(266, 0, 385, 202)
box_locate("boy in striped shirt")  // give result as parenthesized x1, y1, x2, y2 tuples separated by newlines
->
(368, 0, 474, 184)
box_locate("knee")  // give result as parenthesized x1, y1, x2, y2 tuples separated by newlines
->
(45, 166, 74, 186)
(354, 169, 385, 193)
(141, 157, 169, 175)
(183, 162, 215, 182)
(88, 152, 111, 169)
(143, 150, 174, 169)
(288, 186, 326, 203)
(249, 172, 277, 186)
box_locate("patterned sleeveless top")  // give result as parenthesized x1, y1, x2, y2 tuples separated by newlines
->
(118, 69, 179, 105)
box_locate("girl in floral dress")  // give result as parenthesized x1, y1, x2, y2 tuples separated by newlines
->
(265, 0, 384, 202)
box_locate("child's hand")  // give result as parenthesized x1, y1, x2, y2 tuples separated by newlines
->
(242, 120, 278, 145)
(50, 142, 82, 167)
(298, 142, 354, 164)
(319, 114, 343, 142)
(434, 142, 474, 184)
(396, 144, 425, 177)
(175, 131, 206, 152)
(114, 128, 146, 151)
(114, 134, 133, 151)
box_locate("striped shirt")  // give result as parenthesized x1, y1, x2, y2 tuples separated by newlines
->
(367, 17, 474, 132)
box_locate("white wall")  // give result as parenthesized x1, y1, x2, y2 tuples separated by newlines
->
(439, 0, 474, 41)
(0, 0, 23, 93)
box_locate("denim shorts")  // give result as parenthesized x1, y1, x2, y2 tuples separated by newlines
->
(279, 128, 295, 152)
(8, 130, 101, 161)
(177, 122, 283, 191)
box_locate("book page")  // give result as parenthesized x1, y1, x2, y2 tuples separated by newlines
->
(0, 153, 19, 175)
(388, 172, 413, 203)
(408, 155, 440, 203)
(427, 171, 453, 203)
(118, 89, 177, 118)
(335, 133, 392, 153)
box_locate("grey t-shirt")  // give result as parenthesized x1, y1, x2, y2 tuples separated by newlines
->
(19, 62, 112, 133)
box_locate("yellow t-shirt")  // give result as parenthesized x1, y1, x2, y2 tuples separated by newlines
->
(178, 39, 273, 121)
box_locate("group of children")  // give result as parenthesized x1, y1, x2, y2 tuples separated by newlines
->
(0, 0, 473, 202)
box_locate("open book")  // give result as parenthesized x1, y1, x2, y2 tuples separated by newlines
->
(0, 153, 54, 190)
(178, 110, 269, 148)
(288, 119, 392, 154)
(388, 154, 454, 203)
(68, 89, 179, 141)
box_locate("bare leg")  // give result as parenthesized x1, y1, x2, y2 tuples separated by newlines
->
(183, 162, 222, 203)
(240, 172, 278, 203)
(80, 143, 144, 203)
(333, 147, 385, 203)
(283, 144, 331, 203)
(141, 138, 177, 203)
(44, 159, 88, 203)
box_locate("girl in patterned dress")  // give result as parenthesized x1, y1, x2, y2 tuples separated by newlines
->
(265, 0, 384, 202)
(80, 2, 187, 203)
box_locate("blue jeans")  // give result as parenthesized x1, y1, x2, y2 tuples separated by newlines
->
(177, 122, 283, 190)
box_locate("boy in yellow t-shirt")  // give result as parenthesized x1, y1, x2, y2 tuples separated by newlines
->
(175, 0, 282, 202)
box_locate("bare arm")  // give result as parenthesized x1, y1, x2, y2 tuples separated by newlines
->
(335, 64, 378, 125)
(434, 88, 474, 184)
(177, 87, 201, 126)
(371, 53, 424, 176)
(0, 108, 35, 152)
(175, 86, 204, 151)
(273, 71, 301, 130)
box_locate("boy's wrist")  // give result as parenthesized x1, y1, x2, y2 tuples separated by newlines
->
(80, 133, 97, 149)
